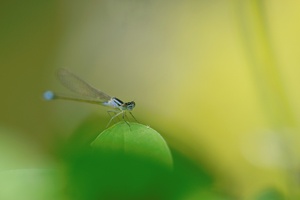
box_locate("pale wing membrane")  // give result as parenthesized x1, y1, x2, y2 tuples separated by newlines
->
(57, 68, 111, 102)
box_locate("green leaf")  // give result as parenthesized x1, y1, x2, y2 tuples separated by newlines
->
(65, 121, 174, 199)
(91, 121, 173, 168)
(64, 121, 227, 200)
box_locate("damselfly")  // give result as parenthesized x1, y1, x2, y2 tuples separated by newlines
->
(43, 68, 137, 127)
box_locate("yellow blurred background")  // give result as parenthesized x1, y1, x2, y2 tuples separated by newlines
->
(1, 1, 300, 199)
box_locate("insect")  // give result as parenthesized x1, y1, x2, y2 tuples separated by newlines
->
(43, 68, 137, 127)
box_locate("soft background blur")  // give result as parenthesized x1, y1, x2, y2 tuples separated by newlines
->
(1, 0, 300, 199)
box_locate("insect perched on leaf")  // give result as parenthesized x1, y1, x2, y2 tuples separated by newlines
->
(43, 68, 137, 127)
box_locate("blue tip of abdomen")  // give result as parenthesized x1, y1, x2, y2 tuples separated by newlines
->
(43, 90, 55, 100)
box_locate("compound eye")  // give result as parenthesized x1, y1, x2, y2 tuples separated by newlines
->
(127, 101, 135, 110)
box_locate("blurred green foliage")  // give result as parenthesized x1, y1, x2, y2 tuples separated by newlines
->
(62, 119, 220, 199)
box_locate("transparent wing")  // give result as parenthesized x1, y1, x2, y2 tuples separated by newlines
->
(57, 68, 111, 102)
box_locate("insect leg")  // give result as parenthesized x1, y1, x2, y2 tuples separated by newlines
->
(129, 112, 138, 123)
(106, 110, 124, 128)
